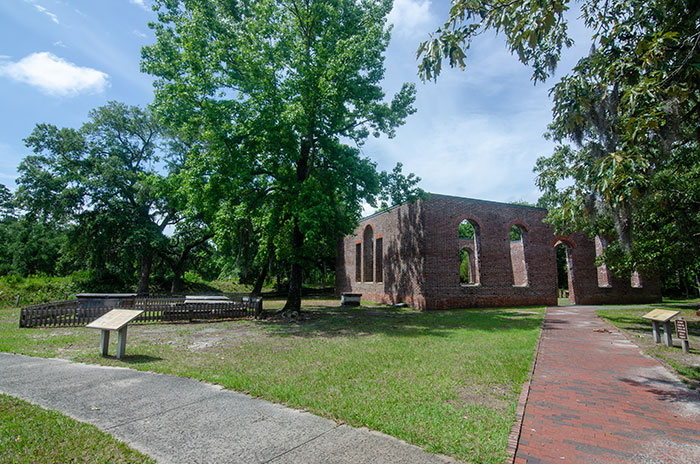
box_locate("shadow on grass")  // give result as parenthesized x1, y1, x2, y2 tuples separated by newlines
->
(119, 354, 164, 364)
(259, 306, 543, 339)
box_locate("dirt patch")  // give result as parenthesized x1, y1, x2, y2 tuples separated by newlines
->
(187, 338, 222, 351)
(449, 383, 512, 412)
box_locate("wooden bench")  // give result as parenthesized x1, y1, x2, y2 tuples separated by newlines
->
(341, 293, 362, 307)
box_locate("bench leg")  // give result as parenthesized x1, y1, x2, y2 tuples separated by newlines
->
(116, 326, 127, 359)
(100, 330, 110, 357)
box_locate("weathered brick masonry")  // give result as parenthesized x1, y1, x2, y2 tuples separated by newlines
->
(336, 194, 661, 309)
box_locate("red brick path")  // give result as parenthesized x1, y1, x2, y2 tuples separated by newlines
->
(515, 306, 700, 464)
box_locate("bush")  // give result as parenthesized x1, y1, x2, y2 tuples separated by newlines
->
(0, 274, 84, 307)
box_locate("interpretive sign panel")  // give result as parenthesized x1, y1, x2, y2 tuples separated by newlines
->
(642, 309, 680, 322)
(642, 309, 679, 347)
(86, 310, 143, 331)
(676, 318, 688, 340)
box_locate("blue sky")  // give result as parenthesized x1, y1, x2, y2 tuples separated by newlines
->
(0, 0, 591, 208)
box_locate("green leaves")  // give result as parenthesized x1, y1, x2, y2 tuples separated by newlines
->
(531, 0, 700, 279)
(418, 0, 571, 83)
(14, 102, 204, 291)
(142, 0, 419, 307)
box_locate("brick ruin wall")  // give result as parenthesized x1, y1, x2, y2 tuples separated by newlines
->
(336, 200, 428, 308)
(336, 194, 661, 310)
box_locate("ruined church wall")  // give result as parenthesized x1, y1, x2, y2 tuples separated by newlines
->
(336, 194, 662, 309)
(562, 232, 662, 305)
(336, 200, 427, 308)
(420, 195, 558, 309)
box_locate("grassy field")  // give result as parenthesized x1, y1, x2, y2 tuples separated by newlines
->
(0, 299, 543, 463)
(0, 394, 154, 463)
(597, 303, 700, 386)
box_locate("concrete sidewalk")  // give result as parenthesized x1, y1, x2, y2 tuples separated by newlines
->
(0, 353, 455, 464)
(515, 306, 700, 464)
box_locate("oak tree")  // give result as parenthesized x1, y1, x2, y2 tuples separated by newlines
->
(142, 0, 417, 311)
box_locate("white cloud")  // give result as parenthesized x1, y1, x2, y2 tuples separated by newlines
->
(53, 40, 66, 48)
(22, 0, 61, 24)
(132, 29, 147, 38)
(387, 0, 434, 37)
(363, 102, 554, 207)
(129, 0, 150, 11)
(0, 52, 109, 97)
(34, 4, 59, 23)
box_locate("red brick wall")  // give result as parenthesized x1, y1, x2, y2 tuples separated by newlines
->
(336, 194, 661, 309)
(562, 232, 661, 305)
(420, 195, 558, 309)
(336, 201, 427, 308)
(510, 241, 527, 287)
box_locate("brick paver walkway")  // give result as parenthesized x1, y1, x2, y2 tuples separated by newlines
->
(515, 306, 700, 464)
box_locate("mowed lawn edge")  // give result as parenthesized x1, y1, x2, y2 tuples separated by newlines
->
(0, 393, 155, 464)
(0, 302, 543, 463)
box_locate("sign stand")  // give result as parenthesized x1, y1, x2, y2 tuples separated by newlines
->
(642, 309, 680, 347)
(86, 310, 143, 359)
(676, 317, 690, 353)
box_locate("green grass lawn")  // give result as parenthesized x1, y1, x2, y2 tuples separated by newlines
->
(0, 301, 543, 463)
(597, 304, 700, 385)
(0, 394, 155, 463)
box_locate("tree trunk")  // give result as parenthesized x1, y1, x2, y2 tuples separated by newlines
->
(281, 128, 311, 313)
(251, 261, 269, 296)
(171, 260, 184, 294)
(612, 201, 633, 254)
(137, 254, 152, 295)
(282, 220, 303, 312)
(169, 233, 213, 294)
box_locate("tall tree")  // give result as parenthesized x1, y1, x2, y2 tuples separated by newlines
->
(17, 102, 178, 293)
(420, 0, 700, 281)
(0, 184, 14, 220)
(142, 0, 417, 311)
(0, 184, 70, 277)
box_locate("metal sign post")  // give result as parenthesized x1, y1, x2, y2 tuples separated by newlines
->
(675, 317, 690, 354)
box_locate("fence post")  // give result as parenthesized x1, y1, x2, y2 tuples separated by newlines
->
(15, 295, 20, 307)
(254, 298, 263, 319)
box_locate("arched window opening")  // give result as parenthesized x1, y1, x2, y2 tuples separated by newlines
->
(375, 237, 383, 283)
(631, 270, 643, 288)
(355, 243, 361, 282)
(458, 219, 481, 285)
(510, 224, 528, 286)
(459, 247, 477, 284)
(362, 225, 374, 282)
(595, 236, 612, 288)
(554, 242, 574, 305)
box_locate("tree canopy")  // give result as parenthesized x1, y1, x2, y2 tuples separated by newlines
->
(16, 102, 211, 293)
(142, 0, 418, 311)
